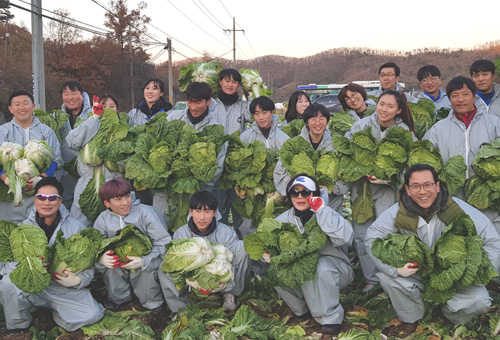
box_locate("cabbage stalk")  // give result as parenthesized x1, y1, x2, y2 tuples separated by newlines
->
(239, 68, 272, 98)
(0, 142, 24, 166)
(24, 140, 53, 173)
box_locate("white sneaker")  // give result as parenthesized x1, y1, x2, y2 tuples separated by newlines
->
(223, 293, 236, 311)
(362, 282, 377, 293)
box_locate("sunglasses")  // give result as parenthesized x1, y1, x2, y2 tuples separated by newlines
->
(290, 189, 312, 198)
(35, 194, 62, 202)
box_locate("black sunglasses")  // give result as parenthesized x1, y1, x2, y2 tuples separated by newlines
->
(35, 194, 61, 202)
(290, 189, 312, 198)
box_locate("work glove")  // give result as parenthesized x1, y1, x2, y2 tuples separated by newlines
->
(92, 95, 104, 119)
(99, 250, 120, 269)
(24, 176, 43, 191)
(120, 256, 143, 270)
(234, 185, 247, 199)
(396, 262, 419, 277)
(40, 256, 47, 269)
(365, 175, 389, 185)
(54, 270, 82, 287)
(306, 196, 324, 212)
(261, 252, 271, 263)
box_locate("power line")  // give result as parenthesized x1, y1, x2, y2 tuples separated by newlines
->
(191, 0, 223, 30)
(242, 32, 258, 58)
(16, 0, 111, 35)
(218, 0, 233, 19)
(198, 0, 226, 29)
(146, 21, 204, 56)
(165, 0, 230, 48)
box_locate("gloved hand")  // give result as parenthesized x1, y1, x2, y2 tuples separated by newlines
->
(92, 95, 104, 119)
(99, 250, 120, 269)
(54, 270, 82, 287)
(24, 176, 43, 191)
(120, 256, 143, 270)
(397, 262, 419, 277)
(234, 185, 247, 199)
(306, 196, 324, 212)
(365, 175, 389, 185)
(40, 256, 47, 269)
(261, 252, 271, 263)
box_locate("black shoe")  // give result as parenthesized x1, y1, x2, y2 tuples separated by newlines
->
(320, 324, 341, 335)
(102, 300, 119, 309)
(295, 311, 311, 321)
(7, 328, 28, 334)
(149, 305, 163, 315)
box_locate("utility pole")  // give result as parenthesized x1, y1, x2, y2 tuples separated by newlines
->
(223, 17, 244, 67)
(31, 0, 45, 110)
(167, 38, 173, 105)
(128, 25, 134, 109)
(2, 19, 8, 69)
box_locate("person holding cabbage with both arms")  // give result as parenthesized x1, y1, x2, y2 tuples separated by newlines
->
(345, 89, 416, 293)
(65, 95, 123, 226)
(0, 90, 62, 223)
(262, 174, 353, 336)
(0, 177, 103, 332)
(158, 190, 250, 312)
(364, 164, 500, 337)
(94, 178, 171, 314)
(274, 103, 348, 214)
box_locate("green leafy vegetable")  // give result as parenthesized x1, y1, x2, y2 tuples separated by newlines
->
(78, 167, 106, 222)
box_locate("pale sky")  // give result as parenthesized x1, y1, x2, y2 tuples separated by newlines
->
(9, 0, 500, 63)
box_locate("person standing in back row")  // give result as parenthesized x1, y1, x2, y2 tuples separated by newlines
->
(469, 59, 500, 117)
(127, 78, 173, 126)
(368, 62, 417, 103)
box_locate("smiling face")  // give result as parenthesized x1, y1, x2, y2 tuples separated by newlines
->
(449, 84, 475, 117)
(9, 94, 35, 128)
(187, 98, 211, 117)
(34, 185, 62, 220)
(253, 105, 273, 129)
(219, 76, 239, 95)
(420, 75, 442, 97)
(405, 170, 440, 211)
(290, 184, 312, 211)
(306, 113, 328, 138)
(103, 193, 132, 216)
(345, 90, 366, 112)
(296, 94, 310, 115)
(376, 94, 401, 127)
(144, 81, 163, 106)
(379, 67, 400, 90)
(62, 87, 84, 115)
(190, 207, 217, 231)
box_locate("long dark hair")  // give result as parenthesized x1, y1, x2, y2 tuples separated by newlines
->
(285, 91, 311, 123)
(379, 90, 415, 134)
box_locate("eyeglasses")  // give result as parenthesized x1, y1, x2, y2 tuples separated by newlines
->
(345, 93, 359, 102)
(421, 76, 439, 83)
(380, 73, 396, 78)
(290, 189, 312, 198)
(35, 194, 61, 201)
(408, 182, 436, 192)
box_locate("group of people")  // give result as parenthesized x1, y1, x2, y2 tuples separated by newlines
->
(0, 58, 499, 337)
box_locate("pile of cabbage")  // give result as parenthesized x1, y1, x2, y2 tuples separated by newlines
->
(332, 127, 466, 224)
(161, 237, 234, 297)
(465, 137, 500, 212)
(221, 134, 286, 227)
(243, 217, 326, 289)
(371, 214, 498, 304)
(0, 140, 54, 206)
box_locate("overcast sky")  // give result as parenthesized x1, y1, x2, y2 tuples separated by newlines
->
(10, 0, 500, 63)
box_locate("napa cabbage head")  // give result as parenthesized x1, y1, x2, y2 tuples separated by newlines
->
(24, 140, 53, 172)
(0, 142, 24, 166)
(162, 237, 214, 273)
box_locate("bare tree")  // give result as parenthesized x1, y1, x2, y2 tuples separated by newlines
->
(45, 9, 82, 60)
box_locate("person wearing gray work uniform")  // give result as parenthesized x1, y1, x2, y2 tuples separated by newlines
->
(364, 164, 500, 337)
(0, 177, 103, 332)
(94, 178, 171, 313)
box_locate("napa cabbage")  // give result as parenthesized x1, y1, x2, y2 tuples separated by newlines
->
(239, 68, 273, 98)
(178, 61, 222, 96)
